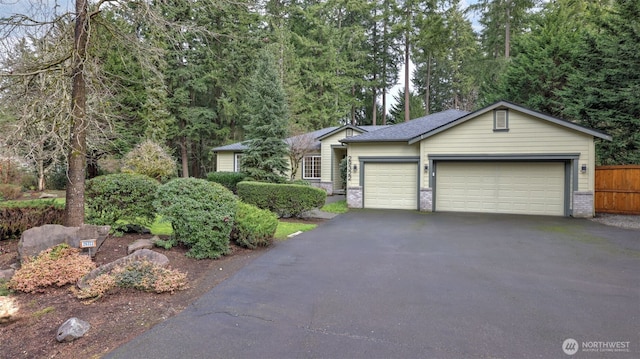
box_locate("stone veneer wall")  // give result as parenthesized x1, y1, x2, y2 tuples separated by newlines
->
(420, 188, 432, 212)
(572, 191, 594, 218)
(311, 181, 333, 196)
(347, 186, 363, 208)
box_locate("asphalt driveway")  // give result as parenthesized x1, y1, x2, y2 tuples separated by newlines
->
(107, 210, 640, 359)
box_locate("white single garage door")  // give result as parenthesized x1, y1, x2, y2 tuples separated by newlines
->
(436, 162, 565, 216)
(364, 162, 418, 210)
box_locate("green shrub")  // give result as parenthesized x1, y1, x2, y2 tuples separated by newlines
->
(85, 173, 159, 235)
(0, 201, 64, 240)
(122, 139, 177, 182)
(0, 184, 22, 201)
(206, 172, 247, 193)
(231, 202, 278, 249)
(237, 181, 326, 218)
(8, 244, 95, 293)
(154, 178, 237, 259)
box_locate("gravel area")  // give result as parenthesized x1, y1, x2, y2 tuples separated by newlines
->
(589, 213, 640, 230)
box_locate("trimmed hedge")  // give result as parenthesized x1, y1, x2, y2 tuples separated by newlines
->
(86, 173, 159, 235)
(0, 201, 64, 240)
(154, 178, 237, 259)
(237, 181, 326, 218)
(206, 172, 247, 194)
(231, 202, 278, 249)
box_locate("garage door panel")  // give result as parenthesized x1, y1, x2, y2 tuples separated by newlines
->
(364, 163, 417, 210)
(436, 162, 564, 216)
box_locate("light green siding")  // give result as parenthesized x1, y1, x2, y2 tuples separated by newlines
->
(320, 131, 349, 183)
(420, 110, 594, 191)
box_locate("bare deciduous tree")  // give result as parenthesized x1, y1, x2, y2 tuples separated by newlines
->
(285, 131, 317, 180)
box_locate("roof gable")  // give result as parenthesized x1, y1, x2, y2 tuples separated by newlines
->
(407, 101, 611, 144)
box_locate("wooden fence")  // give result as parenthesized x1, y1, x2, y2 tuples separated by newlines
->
(595, 165, 640, 214)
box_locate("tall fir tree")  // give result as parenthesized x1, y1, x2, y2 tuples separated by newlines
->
(241, 50, 290, 182)
(560, 0, 640, 164)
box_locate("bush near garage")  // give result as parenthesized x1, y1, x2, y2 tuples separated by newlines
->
(154, 178, 237, 259)
(0, 200, 64, 240)
(231, 202, 278, 249)
(121, 139, 177, 182)
(206, 172, 247, 194)
(85, 173, 159, 235)
(237, 181, 326, 218)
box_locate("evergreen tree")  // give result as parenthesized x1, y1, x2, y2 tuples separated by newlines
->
(560, 0, 640, 164)
(241, 50, 290, 182)
(388, 89, 425, 124)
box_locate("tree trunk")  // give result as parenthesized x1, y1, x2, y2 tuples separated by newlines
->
(425, 54, 432, 115)
(37, 159, 45, 191)
(180, 136, 189, 178)
(404, 31, 410, 122)
(371, 85, 377, 126)
(382, 88, 387, 125)
(505, 5, 511, 59)
(65, 0, 89, 227)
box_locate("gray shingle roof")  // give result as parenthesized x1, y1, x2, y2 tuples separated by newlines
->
(212, 127, 339, 152)
(341, 109, 470, 143)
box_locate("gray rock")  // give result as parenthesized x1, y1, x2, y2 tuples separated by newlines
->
(18, 224, 110, 261)
(56, 317, 91, 342)
(127, 238, 155, 254)
(38, 192, 58, 199)
(0, 268, 14, 281)
(77, 249, 169, 289)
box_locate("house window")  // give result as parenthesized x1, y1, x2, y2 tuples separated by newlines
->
(303, 155, 321, 179)
(234, 153, 242, 172)
(494, 109, 509, 131)
(346, 128, 353, 137)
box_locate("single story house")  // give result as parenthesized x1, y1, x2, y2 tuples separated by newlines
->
(213, 101, 611, 217)
(213, 125, 389, 195)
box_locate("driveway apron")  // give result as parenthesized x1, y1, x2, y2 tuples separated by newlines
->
(107, 210, 640, 359)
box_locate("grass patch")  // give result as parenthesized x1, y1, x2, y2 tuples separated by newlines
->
(32, 306, 55, 319)
(149, 217, 173, 235)
(321, 200, 347, 214)
(275, 221, 317, 239)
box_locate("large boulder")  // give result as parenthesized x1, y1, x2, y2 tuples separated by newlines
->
(17, 224, 110, 262)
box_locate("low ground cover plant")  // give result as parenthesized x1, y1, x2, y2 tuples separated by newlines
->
(155, 178, 237, 259)
(74, 260, 188, 299)
(8, 244, 95, 293)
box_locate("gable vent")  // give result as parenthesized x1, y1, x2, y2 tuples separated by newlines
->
(494, 110, 508, 130)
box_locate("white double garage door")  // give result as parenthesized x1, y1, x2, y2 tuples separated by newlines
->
(363, 161, 565, 216)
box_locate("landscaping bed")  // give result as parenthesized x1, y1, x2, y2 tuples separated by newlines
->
(0, 233, 268, 359)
